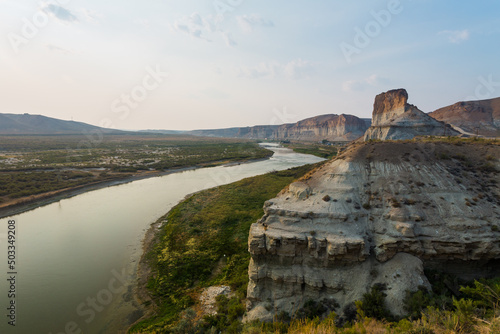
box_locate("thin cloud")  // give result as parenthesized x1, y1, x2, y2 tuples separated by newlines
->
(238, 59, 314, 80)
(221, 32, 237, 47)
(237, 14, 274, 33)
(172, 12, 247, 47)
(43, 4, 78, 23)
(342, 74, 388, 92)
(284, 59, 314, 79)
(79, 8, 103, 24)
(172, 12, 214, 41)
(190, 12, 203, 26)
(439, 29, 470, 44)
(238, 62, 280, 79)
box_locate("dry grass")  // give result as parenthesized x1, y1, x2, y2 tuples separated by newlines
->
(242, 315, 500, 334)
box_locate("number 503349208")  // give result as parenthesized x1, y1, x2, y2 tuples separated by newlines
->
(8, 220, 16, 271)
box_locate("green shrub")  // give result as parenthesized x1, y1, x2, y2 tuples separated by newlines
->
(452, 297, 477, 332)
(479, 162, 498, 173)
(403, 287, 432, 319)
(201, 295, 246, 333)
(295, 299, 338, 320)
(460, 278, 500, 311)
(438, 152, 450, 160)
(356, 284, 393, 321)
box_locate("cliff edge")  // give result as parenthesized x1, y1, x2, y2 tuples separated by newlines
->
(246, 139, 500, 321)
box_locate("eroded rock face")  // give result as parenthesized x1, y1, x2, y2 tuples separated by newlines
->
(274, 114, 368, 142)
(429, 98, 500, 137)
(190, 114, 368, 142)
(246, 141, 500, 321)
(372, 88, 409, 126)
(364, 89, 459, 140)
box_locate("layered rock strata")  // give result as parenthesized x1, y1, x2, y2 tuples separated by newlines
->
(429, 97, 500, 137)
(190, 114, 368, 142)
(273, 114, 368, 142)
(246, 141, 500, 321)
(364, 89, 459, 140)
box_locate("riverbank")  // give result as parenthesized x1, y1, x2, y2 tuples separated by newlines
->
(128, 218, 163, 331)
(0, 156, 271, 219)
(128, 163, 324, 333)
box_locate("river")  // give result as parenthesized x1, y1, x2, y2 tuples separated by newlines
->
(0, 145, 324, 333)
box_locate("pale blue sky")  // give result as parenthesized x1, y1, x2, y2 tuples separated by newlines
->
(1, 0, 499, 130)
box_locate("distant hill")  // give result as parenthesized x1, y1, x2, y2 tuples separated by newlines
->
(189, 114, 369, 142)
(0, 113, 124, 135)
(429, 97, 500, 137)
(189, 126, 273, 139)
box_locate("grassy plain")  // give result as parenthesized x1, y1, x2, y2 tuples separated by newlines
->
(0, 134, 272, 210)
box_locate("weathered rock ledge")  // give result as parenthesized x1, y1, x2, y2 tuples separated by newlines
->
(246, 141, 500, 321)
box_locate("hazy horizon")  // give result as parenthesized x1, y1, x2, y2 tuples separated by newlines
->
(1, 1, 499, 131)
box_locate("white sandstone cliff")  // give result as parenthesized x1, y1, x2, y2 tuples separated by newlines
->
(246, 140, 500, 321)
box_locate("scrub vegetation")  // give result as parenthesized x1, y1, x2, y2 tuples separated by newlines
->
(0, 134, 272, 205)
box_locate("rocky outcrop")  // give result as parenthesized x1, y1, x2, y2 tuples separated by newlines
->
(364, 89, 459, 140)
(429, 97, 500, 137)
(246, 141, 500, 321)
(275, 114, 368, 142)
(236, 125, 277, 139)
(189, 126, 277, 139)
(190, 114, 368, 142)
(199, 286, 233, 316)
